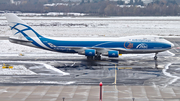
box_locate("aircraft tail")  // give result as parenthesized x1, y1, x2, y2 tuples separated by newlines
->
(5, 13, 43, 40)
(5, 13, 52, 50)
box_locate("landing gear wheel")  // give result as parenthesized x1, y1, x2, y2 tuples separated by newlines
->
(87, 56, 94, 60)
(154, 56, 157, 60)
(94, 56, 101, 60)
(154, 53, 158, 60)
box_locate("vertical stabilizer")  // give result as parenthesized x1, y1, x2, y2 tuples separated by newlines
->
(5, 13, 43, 40)
(6, 13, 52, 50)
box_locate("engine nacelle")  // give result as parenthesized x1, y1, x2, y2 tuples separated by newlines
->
(85, 49, 96, 56)
(108, 51, 119, 57)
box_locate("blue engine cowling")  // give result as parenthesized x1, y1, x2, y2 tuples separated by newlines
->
(85, 49, 96, 56)
(108, 51, 119, 57)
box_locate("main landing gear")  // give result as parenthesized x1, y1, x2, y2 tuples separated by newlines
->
(94, 55, 101, 60)
(154, 53, 158, 60)
(87, 55, 101, 60)
(87, 56, 94, 60)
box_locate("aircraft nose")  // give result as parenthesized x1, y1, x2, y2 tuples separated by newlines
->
(166, 41, 174, 48)
(170, 43, 174, 48)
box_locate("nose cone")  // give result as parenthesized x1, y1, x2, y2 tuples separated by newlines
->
(170, 42, 174, 48)
(165, 40, 174, 48)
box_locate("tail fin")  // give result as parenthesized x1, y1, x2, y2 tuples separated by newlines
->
(5, 13, 43, 40)
(6, 13, 52, 50)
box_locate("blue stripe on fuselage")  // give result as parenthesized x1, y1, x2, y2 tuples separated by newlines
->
(39, 37, 171, 51)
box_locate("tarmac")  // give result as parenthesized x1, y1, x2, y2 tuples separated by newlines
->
(1, 86, 180, 101)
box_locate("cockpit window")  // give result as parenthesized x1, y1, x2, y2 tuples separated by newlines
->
(159, 37, 164, 39)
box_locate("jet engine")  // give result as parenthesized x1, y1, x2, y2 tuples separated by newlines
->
(108, 51, 119, 57)
(102, 50, 119, 57)
(84, 49, 96, 56)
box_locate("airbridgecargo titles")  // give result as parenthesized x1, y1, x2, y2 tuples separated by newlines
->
(132, 39, 151, 42)
(6, 13, 174, 60)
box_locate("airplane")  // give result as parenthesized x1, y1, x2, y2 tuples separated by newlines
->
(5, 13, 174, 60)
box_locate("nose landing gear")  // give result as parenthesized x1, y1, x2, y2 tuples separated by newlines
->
(154, 53, 158, 60)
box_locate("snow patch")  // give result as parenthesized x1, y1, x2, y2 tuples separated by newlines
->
(0, 64, 36, 75)
(162, 63, 180, 87)
(0, 61, 70, 76)
(41, 63, 70, 75)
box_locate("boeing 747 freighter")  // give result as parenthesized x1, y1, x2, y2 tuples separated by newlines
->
(6, 13, 174, 60)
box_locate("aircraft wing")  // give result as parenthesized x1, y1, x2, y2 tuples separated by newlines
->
(58, 46, 131, 54)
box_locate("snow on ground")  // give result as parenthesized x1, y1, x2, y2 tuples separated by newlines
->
(0, 64, 36, 75)
(40, 63, 70, 75)
(0, 61, 70, 75)
(1, 16, 180, 37)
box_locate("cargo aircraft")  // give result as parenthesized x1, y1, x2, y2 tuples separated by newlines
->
(6, 13, 174, 60)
